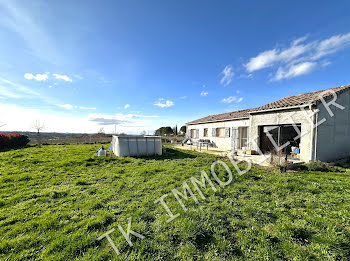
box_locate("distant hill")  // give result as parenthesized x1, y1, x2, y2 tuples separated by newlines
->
(1, 131, 98, 139)
(0, 131, 113, 145)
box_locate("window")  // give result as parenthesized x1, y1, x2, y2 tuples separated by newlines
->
(204, 128, 208, 137)
(216, 127, 225, 137)
(190, 129, 196, 138)
(238, 127, 248, 149)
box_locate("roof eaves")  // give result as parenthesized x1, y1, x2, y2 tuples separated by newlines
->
(187, 116, 249, 125)
(248, 103, 317, 114)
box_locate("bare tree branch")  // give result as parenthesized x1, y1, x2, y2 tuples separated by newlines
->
(32, 120, 45, 148)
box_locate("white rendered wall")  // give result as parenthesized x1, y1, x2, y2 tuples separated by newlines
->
(187, 119, 249, 150)
(249, 108, 314, 162)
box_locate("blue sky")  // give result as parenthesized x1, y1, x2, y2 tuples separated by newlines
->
(1, 0, 350, 133)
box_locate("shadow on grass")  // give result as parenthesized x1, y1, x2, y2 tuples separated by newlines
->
(82, 148, 198, 166)
(144, 147, 198, 160)
(0, 144, 33, 153)
(85, 147, 205, 163)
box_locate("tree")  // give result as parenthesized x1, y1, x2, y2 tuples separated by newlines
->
(154, 128, 162, 136)
(98, 127, 105, 134)
(140, 130, 147, 136)
(32, 120, 45, 148)
(173, 125, 178, 135)
(180, 125, 187, 134)
(154, 126, 174, 136)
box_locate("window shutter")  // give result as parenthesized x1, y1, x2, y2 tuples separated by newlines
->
(225, 127, 230, 138)
(212, 128, 216, 137)
(246, 127, 249, 149)
(196, 129, 199, 138)
(232, 127, 238, 151)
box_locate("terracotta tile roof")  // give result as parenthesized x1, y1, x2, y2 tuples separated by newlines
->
(251, 84, 350, 112)
(187, 84, 350, 125)
(187, 108, 253, 125)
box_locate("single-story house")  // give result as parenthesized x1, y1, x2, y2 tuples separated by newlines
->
(186, 84, 350, 162)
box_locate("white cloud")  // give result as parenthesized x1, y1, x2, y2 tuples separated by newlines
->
(292, 35, 308, 46)
(274, 62, 317, 81)
(124, 104, 130, 109)
(244, 33, 350, 80)
(24, 73, 48, 81)
(221, 96, 236, 103)
(0, 77, 40, 97)
(0, 104, 98, 133)
(0, 77, 65, 106)
(321, 61, 331, 67)
(200, 91, 208, 96)
(245, 49, 279, 72)
(59, 104, 74, 109)
(73, 74, 84, 80)
(221, 96, 243, 104)
(59, 104, 97, 110)
(79, 106, 96, 110)
(238, 74, 248, 79)
(154, 99, 174, 108)
(0, 85, 22, 99)
(89, 113, 158, 123)
(220, 65, 234, 86)
(313, 33, 350, 59)
(0, 103, 187, 134)
(88, 113, 160, 133)
(53, 74, 72, 82)
(139, 115, 159, 118)
(245, 44, 311, 72)
(179, 96, 187, 99)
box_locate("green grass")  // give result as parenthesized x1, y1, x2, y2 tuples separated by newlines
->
(0, 144, 349, 260)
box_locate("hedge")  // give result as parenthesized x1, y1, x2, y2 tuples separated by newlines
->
(0, 133, 29, 149)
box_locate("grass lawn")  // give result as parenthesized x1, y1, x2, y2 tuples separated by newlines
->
(0, 144, 349, 260)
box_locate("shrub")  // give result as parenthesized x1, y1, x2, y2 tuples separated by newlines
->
(0, 134, 10, 148)
(333, 157, 350, 168)
(0, 133, 29, 150)
(305, 161, 341, 172)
